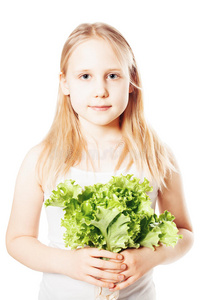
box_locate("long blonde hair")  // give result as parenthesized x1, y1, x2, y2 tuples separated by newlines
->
(36, 22, 177, 191)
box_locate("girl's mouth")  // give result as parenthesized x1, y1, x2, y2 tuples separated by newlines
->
(89, 106, 112, 111)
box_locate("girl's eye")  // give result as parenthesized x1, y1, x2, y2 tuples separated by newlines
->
(108, 73, 119, 79)
(79, 73, 119, 80)
(81, 74, 91, 80)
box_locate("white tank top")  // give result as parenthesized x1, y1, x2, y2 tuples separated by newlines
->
(39, 165, 158, 300)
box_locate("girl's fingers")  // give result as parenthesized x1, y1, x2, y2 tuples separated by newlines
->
(85, 275, 115, 289)
(89, 267, 125, 283)
(90, 248, 123, 261)
(110, 276, 138, 291)
(93, 257, 126, 272)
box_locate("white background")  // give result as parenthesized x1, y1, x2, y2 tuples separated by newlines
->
(1, 0, 199, 299)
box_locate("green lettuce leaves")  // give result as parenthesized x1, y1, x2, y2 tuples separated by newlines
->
(45, 174, 182, 252)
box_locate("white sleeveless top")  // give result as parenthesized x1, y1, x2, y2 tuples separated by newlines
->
(38, 165, 158, 300)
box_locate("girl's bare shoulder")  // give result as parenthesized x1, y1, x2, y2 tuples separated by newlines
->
(21, 143, 44, 166)
(16, 143, 45, 187)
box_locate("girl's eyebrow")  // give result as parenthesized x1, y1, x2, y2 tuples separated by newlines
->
(74, 68, 123, 74)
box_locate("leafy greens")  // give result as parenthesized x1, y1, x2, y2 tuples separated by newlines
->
(45, 174, 182, 252)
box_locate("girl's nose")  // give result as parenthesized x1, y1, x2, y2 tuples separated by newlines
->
(94, 79, 109, 98)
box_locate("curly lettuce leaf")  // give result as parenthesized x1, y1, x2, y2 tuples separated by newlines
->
(45, 179, 82, 207)
(44, 174, 182, 252)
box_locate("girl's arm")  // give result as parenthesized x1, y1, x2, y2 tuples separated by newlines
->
(6, 146, 126, 289)
(110, 154, 194, 291)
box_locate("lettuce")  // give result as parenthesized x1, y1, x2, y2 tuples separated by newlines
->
(45, 174, 182, 252)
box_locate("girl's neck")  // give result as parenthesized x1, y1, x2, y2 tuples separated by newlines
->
(79, 117, 122, 148)
(75, 117, 126, 173)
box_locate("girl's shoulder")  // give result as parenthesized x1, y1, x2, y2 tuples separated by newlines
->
(21, 143, 44, 168)
(17, 143, 44, 187)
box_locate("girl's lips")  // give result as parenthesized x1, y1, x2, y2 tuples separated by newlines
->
(89, 106, 112, 111)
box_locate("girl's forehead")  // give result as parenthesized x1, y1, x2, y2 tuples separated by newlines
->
(67, 38, 126, 71)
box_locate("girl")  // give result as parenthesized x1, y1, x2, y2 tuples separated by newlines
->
(6, 22, 193, 300)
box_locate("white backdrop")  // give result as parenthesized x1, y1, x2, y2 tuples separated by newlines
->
(1, 0, 199, 299)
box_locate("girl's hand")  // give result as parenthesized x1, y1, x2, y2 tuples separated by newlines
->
(67, 247, 127, 289)
(110, 247, 163, 291)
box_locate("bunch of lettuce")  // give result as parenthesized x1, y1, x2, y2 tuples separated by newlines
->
(45, 174, 182, 252)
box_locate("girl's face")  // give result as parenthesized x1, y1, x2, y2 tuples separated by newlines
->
(61, 38, 132, 128)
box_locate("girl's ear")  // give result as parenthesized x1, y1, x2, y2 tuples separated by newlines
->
(59, 72, 70, 96)
(129, 83, 134, 93)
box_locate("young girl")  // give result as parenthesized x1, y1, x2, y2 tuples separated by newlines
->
(6, 22, 193, 300)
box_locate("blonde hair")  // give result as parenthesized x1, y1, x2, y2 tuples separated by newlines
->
(36, 22, 177, 191)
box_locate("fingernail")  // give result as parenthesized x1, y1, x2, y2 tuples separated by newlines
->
(121, 264, 126, 269)
(109, 285, 116, 291)
(109, 283, 114, 289)
(118, 275, 124, 281)
(117, 254, 123, 260)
